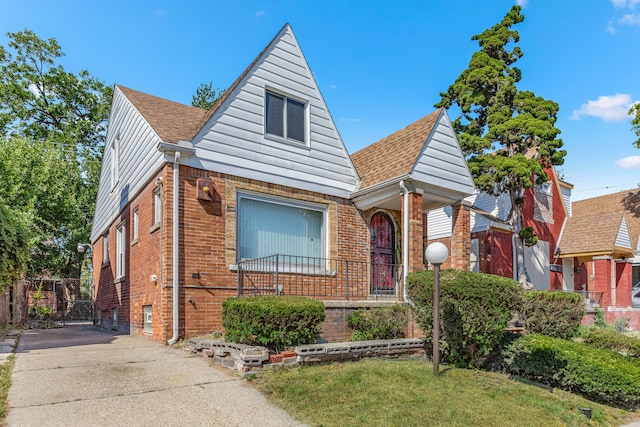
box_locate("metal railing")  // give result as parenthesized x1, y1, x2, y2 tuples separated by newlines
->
(237, 254, 403, 300)
(568, 290, 603, 309)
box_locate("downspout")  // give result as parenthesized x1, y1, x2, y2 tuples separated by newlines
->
(399, 181, 410, 302)
(168, 151, 181, 345)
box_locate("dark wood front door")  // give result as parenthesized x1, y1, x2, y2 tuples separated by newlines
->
(370, 212, 395, 293)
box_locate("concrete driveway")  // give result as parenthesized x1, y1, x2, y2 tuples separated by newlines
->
(7, 324, 304, 427)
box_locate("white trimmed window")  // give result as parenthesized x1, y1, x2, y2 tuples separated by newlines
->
(102, 233, 109, 264)
(132, 207, 139, 243)
(237, 193, 325, 260)
(153, 185, 162, 226)
(265, 90, 307, 144)
(116, 222, 125, 278)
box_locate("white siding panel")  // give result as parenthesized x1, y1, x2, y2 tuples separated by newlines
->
(412, 113, 475, 196)
(616, 217, 632, 249)
(190, 25, 359, 197)
(473, 192, 511, 221)
(427, 207, 453, 239)
(90, 88, 165, 242)
(561, 185, 572, 217)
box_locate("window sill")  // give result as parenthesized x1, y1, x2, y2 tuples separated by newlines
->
(101, 262, 110, 269)
(233, 262, 336, 277)
(264, 133, 309, 149)
(114, 276, 126, 284)
(149, 223, 161, 234)
(130, 238, 138, 247)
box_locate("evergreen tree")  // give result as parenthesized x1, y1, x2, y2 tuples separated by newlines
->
(436, 6, 566, 287)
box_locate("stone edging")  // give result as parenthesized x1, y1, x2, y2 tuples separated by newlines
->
(188, 337, 425, 376)
(0, 330, 20, 365)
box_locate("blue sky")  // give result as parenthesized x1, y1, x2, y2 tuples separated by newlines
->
(1, 0, 639, 201)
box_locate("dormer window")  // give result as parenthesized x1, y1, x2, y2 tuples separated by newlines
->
(265, 90, 306, 144)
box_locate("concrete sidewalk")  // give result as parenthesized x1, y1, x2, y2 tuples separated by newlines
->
(7, 324, 304, 427)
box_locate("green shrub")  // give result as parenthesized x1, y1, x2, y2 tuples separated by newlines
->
(582, 328, 640, 359)
(521, 290, 585, 339)
(496, 334, 640, 409)
(346, 305, 408, 341)
(406, 269, 523, 368)
(222, 296, 325, 351)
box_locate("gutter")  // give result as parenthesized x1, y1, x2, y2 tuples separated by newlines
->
(399, 180, 410, 302)
(168, 150, 181, 345)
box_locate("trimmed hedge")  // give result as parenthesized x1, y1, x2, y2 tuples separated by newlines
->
(521, 290, 585, 339)
(406, 269, 522, 368)
(497, 334, 640, 409)
(582, 328, 640, 359)
(222, 296, 325, 351)
(346, 305, 408, 341)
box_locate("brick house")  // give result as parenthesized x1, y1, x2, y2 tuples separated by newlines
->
(426, 151, 573, 291)
(557, 189, 640, 329)
(90, 24, 476, 343)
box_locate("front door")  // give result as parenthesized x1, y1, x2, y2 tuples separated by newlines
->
(370, 212, 395, 294)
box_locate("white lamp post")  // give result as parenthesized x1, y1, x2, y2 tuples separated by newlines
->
(425, 242, 449, 377)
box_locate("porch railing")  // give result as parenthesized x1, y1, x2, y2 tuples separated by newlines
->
(237, 254, 403, 300)
(566, 290, 603, 309)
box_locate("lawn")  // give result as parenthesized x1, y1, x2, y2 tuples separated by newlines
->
(0, 326, 12, 423)
(251, 358, 639, 427)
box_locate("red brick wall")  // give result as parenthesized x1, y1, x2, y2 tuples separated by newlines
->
(320, 303, 424, 342)
(93, 165, 170, 339)
(407, 192, 425, 272)
(451, 203, 470, 270)
(593, 258, 613, 308)
(615, 261, 633, 308)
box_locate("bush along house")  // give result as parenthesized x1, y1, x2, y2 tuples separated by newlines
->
(90, 24, 477, 343)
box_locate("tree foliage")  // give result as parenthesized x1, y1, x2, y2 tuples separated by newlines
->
(0, 30, 112, 279)
(436, 6, 566, 286)
(0, 199, 32, 287)
(191, 81, 224, 110)
(630, 103, 640, 149)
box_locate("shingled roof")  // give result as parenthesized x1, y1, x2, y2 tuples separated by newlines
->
(117, 85, 207, 144)
(559, 188, 640, 258)
(350, 109, 441, 190)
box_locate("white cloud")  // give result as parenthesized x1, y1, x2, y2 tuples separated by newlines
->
(516, 0, 528, 6)
(615, 155, 640, 168)
(341, 117, 361, 123)
(255, 10, 266, 17)
(328, 84, 337, 90)
(156, 9, 167, 15)
(611, 0, 640, 7)
(606, 20, 617, 33)
(620, 13, 640, 25)
(570, 94, 635, 122)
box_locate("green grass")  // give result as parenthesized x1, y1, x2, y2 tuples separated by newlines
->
(0, 326, 13, 424)
(251, 358, 639, 427)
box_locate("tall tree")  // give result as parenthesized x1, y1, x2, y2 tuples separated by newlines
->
(0, 30, 112, 278)
(630, 103, 640, 148)
(191, 81, 224, 110)
(436, 6, 566, 287)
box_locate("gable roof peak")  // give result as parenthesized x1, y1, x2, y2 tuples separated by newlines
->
(190, 23, 298, 140)
(350, 109, 443, 190)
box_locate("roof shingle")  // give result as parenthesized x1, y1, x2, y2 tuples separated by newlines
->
(350, 109, 441, 190)
(117, 85, 206, 144)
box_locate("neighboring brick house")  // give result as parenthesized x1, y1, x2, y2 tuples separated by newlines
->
(90, 24, 476, 343)
(426, 151, 573, 291)
(557, 189, 640, 329)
